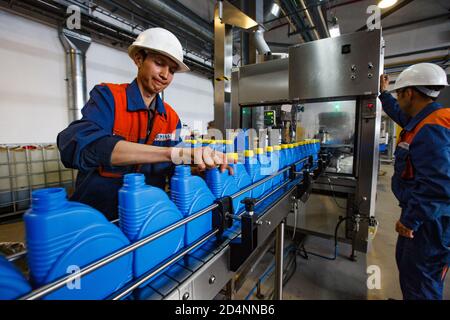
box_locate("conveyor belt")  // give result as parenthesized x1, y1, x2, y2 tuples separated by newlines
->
(12, 156, 316, 300)
(144, 176, 304, 300)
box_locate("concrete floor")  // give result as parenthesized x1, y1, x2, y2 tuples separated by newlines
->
(1, 164, 449, 299)
(236, 164, 450, 300)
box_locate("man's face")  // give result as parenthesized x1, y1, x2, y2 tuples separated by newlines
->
(396, 88, 413, 115)
(135, 51, 178, 95)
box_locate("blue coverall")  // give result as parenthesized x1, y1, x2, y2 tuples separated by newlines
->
(379, 91, 450, 299)
(57, 79, 181, 220)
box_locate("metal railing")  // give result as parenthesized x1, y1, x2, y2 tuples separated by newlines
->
(13, 156, 310, 300)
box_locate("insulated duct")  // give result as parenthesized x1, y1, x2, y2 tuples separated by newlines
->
(136, 0, 213, 42)
(314, 4, 330, 38)
(254, 28, 271, 55)
(59, 28, 91, 123)
(298, 0, 320, 40)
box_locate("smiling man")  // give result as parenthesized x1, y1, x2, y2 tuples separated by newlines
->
(57, 28, 227, 220)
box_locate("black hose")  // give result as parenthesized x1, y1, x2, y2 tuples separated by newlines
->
(299, 216, 352, 261)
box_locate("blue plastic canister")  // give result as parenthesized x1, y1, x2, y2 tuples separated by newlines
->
(24, 188, 132, 300)
(170, 166, 215, 246)
(0, 255, 32, 300)
(119, 174, 184, 286)
(227, 153, 252, 214)
(272, 145, 283, 186)
(280, 144, 290, 181)
(296, 142, 305, 172)
(224, 140, 234, 154)
(313, 139, 320, 161)
(256, 147, 273, 193)
(205, 167, 240, 214)
(244, 150, 266, 199)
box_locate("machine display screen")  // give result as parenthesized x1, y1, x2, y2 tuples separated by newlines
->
(264, 110, 276, 126)
(296, 100, 357, 175)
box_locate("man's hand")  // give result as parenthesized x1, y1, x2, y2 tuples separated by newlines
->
(380, 74, 389, 93)
(395, 220, 414, 238)
(171, 146, 235, 175)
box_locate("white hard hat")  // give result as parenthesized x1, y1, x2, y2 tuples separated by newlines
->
(128, 28, 190, 73)
(394, 63, 448, 98)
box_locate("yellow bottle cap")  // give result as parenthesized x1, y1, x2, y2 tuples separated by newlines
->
(274, 145, 281, 151)
(228, 153, 239, 161)
(255, 148, 264, 155)
(265, 146, 274, 152)
(244, 150, 254, 157)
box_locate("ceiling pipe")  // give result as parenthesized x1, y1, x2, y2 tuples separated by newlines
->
(314, 4, 330, 38)
(136, 0, 213, 42)
(298, 0, 320, 40)
(59, 28, 91, 123)
(254, 28, 272, 55)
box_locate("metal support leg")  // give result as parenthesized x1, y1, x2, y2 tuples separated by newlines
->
(225, 279, 235, 300)
(274, 220, 285, 300)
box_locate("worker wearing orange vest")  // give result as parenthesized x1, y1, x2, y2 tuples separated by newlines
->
(379, 63, 449, 299)
(58, 28, 228, 220)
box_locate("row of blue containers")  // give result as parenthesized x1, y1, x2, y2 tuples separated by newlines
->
(0, 141, 320, 300)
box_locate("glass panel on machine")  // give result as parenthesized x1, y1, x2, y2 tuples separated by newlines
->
(296, 100, 357, 175)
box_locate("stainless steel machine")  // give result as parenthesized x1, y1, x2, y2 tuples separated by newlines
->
(232, 29, 384, 254)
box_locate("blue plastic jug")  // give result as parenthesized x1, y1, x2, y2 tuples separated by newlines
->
(296, 142, 305, 172)
(294, 142, 301, 163)
(233, 130, 250, 155)
(272, 145, 283, 187)
(170, 166, 215, 246)
(224, 140, 234, 154)
(205, 167, 240, 214)
(119, 174, 184, 286)
(227, 153, 252, 214)
(313, 139, 320, 162)
(244, 150, 266, 199)
(266, 146, 279, 188)
(288, 143, 295, 164)
(24, 188, 132, 300)
(256, 147, 273, 193)
(0, 255, 32, 300)
(280, 144, 290, 181)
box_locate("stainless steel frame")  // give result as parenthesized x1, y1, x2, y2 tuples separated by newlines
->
(231, 29, 384, 252)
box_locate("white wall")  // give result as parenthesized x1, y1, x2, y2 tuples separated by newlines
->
(0, 10, 67, 144)
(0, 9, 214, 144)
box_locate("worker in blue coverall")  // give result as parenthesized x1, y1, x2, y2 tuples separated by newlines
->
(379, 63, 450, 300)
(57, 28, 229, 221)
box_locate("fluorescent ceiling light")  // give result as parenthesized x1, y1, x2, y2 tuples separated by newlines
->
(270, 2, 281, 18)
(329, 24, 341, 38)
(378, 0, 398, 9)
